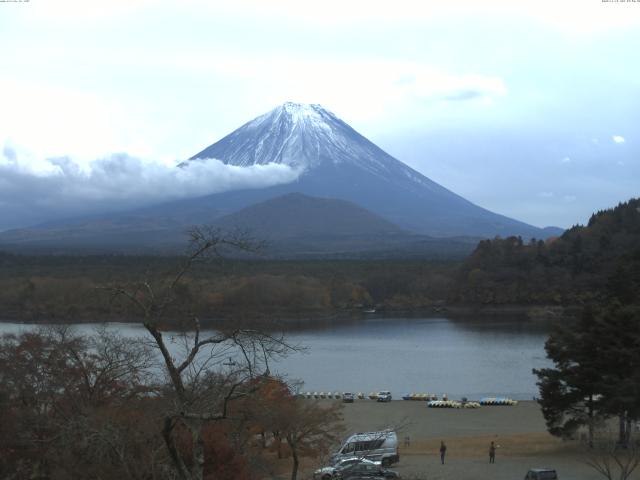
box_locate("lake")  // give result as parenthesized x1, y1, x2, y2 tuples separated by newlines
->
(0, 315, 552, 400)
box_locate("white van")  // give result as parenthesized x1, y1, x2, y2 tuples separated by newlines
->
(331, 430, 399, 467)
(377, 391, 392, 402)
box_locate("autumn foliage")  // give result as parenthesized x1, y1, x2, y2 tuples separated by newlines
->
(0, 330, 343, 480)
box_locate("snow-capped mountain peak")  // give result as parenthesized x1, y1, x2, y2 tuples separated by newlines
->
(281, 101, 330, 118)
(244, 102, 337, 141)
(192, 101, 351, 171)
(189, 102, 436, 188)
(186, 102, 556, 238)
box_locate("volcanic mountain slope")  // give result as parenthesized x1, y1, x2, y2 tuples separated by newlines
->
(0, 102, 561, 253)
(209, 193, 480, 258)
(0, 192, 479, 258)
(213, 193, 405, 239)
(187, 102, 560, 238)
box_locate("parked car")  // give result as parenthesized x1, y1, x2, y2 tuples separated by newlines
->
(330, 430, 399, 467)
(525, 468, 558, 479)
(342, 477, 387, 480)
(377, 391, 392, 402)
(343, 392, 355, 403)
(333, 461, 399, 480)
(313, 457, 379, 480)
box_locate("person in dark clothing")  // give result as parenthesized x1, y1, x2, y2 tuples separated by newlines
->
(440, 441, 447, 464)
(489, 441, 496, 463)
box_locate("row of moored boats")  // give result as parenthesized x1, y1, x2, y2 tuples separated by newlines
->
(299, 391, 519, 406)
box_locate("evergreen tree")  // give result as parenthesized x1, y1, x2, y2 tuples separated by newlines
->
(535, 304, 640, 447)
(592, 304, 640, 445)
(534, 307, 605, 446)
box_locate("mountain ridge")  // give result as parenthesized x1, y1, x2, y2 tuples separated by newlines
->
(0, 192, 480, 259)
(0, 102, 563, 253)
(212, 192, 406, 239)
(186, 102, 562, 238)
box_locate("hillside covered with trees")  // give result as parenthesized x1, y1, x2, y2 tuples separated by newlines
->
(452, 198, 640, 307)
(0, 254, 455, 324)
(0, 199, 638, 325)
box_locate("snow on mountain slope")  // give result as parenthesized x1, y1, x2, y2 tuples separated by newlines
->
(187, 102, 554, 238)
(189, 102, 445, 194)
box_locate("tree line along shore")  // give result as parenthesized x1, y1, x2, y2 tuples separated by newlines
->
(0, 199, 638, 325)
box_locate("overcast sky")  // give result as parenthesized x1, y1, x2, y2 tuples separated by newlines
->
(1, 0, 639, 230)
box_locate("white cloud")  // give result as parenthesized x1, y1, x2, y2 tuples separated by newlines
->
(0, 79, 139, 160)
(563, 195, 577, 203)
(398, 68, 507, 102)
(0, 146, 300, 229)
(26, 0, 156, 22)
(191, 0, 640, 35)
(561, 156, 571, 164)
(538, 191, 554, 198)
(0, 60, 506, 158)
(612, 135, 625, 144)
(186, 57, 507, 124)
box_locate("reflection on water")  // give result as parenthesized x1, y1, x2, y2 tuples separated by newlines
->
(0, 315, 552, 400)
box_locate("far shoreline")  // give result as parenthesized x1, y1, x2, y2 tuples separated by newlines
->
(0, 303, 568, 331)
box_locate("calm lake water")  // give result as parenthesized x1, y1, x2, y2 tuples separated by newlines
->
(0, 315, 552, 400)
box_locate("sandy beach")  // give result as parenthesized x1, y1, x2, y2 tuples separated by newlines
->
(300, 400, 638, 480)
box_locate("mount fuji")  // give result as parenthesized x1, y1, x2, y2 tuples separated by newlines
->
(0, 102, 561, 254)
(185, 102, 557, 238)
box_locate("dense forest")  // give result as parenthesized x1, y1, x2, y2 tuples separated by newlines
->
(0, 254, 455, 324)
(452, 198, 640, 306)
(0, 198, 638, 324)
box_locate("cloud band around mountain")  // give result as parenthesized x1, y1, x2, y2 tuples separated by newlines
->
(0, 147, 301, 230)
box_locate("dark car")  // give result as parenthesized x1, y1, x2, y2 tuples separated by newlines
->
(334, 462, 399, 479)
(525, 468, 558, 480)
(342, 477, 387, 480)
(314, 457, 380, 480)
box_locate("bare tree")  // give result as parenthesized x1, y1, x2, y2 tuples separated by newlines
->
(0, 326, 161, 480)
(280, 399, 344, 480)
(107, 226, 297, 480)
(585, 430, 640, 480)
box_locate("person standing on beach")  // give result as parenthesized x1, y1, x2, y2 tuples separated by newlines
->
(440, 441, 447, 464)
(489, 441, 496, 463)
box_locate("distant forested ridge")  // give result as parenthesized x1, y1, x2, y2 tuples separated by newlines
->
(1, 199, 637, 324)
(452, 198, 640, 306)
(0, 253, 455, 323)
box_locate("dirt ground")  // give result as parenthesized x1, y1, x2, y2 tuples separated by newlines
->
(294, 400, 639, 480)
